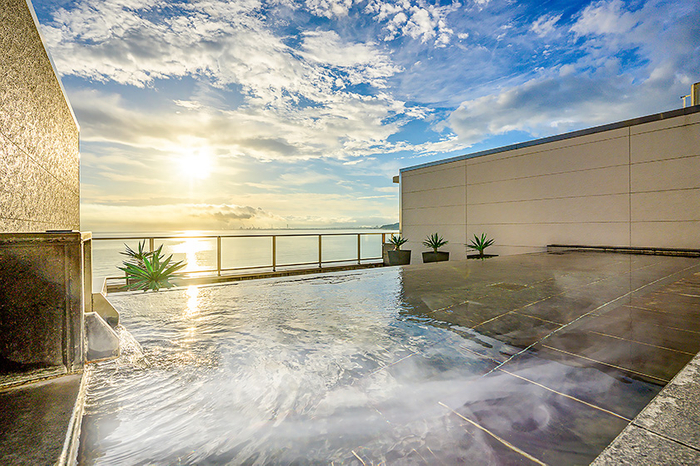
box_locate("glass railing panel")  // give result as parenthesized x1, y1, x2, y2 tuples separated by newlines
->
(92, 238, 146, 289)
(360, 234, 382, 260)
(321, 235, 357, 263)
(158, 237, 217, 274)
(221, 236, 272, 270)
(276, 235, 318, 267)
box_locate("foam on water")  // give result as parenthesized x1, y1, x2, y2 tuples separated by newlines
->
(80, 268, 502, 464)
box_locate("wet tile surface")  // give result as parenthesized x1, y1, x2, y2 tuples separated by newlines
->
(542, 325, 692, 383)
(447, 370, 630, 465)
(86, 252, 700, 465)
(573, 307, 700, 355)
(396, 252, 700, 464)
(503, 348, 660, 421)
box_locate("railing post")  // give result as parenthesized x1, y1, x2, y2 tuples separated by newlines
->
(382, 233, 386, 245)
(272, 236, 276, 272)
(217, 236, 222, 276)
(149, 237, 155, 253)
(357, 234, 361, 264)
(318, 235, 322, 269)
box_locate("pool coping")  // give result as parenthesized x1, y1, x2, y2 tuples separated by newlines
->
(0, 370, 88, 466)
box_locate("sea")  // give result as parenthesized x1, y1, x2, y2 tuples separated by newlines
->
(91, 228, 397, 290)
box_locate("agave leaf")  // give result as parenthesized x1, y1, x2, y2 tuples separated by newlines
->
(119, 242, 186, 291)
(163, 260, 186, 276)
(467, 233, 494, 259)
(388, 235, 409, 250)
(423, 233, 448, 252)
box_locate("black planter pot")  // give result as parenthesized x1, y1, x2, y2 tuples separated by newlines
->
(387, 249, 411, 266)
(422, 251, 449, 263)
(467, 254, 498, 260)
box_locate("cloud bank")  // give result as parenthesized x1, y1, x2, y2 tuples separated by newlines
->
(34, 0, 700, 230)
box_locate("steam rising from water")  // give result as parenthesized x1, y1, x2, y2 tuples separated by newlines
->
(80, 266, 652, 464)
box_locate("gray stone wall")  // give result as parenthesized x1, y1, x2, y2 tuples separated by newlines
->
(0, 0, 80, 233)
(0, 233, 87, 375)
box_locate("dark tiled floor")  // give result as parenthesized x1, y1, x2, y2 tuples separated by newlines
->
(448, 371, 630, 465)
(396, 251, 700, 464)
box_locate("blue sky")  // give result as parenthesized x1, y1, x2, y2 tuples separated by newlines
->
(33, 0, 700, 231)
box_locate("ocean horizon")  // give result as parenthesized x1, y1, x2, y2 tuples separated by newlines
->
(90, 224, 400, 238)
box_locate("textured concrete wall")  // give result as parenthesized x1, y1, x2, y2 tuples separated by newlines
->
(0, 0, 79, 233)
(401, 108, 700, 261)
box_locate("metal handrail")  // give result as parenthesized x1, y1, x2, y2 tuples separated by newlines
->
(95, 231, 398, 284)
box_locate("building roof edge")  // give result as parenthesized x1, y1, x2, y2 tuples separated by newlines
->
(400, 105, 700, 174)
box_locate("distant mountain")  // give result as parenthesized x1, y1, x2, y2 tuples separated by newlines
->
(380, 222, 399, 230)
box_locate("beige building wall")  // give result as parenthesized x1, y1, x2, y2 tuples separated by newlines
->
(0, 0, 80, 233)
(630, 113, 700, 249)
(401, 107, 700, 262)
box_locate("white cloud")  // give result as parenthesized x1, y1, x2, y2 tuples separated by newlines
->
(447, 74, 638, 144)
(42, 0, 456, 163)
(530, 14, 561, 37)
(81, 202, 283, 231)
(364, 0, 460, 45)
(299, 30, 401, 87)
(43, 0, 397, 104)
(278, 170, 337, 185)
(444, 0, 700, 146)
(69, 87, 433, 162)
(571, 0, 638, 36)
(304, 0, 354, 18)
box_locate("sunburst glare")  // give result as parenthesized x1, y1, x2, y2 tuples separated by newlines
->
(178, 151, 213, 181)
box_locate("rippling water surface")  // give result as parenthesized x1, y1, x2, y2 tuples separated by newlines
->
(80, 268, 497, 464)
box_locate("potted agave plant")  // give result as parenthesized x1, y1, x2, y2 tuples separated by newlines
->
(422, 233, 449, 263)
(387, 235, 411, 266)
(119, 241, 186, 291)
(467, 233, 496, 260)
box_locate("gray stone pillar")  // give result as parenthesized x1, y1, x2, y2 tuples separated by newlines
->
(0, 231, 91, 378)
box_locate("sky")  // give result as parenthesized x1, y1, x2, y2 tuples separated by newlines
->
(32, 0, 700, 232)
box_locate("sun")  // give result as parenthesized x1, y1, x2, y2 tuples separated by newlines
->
(178, 152, 213, 180)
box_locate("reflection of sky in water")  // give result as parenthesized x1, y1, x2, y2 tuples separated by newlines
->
(79, 253, 692, 465)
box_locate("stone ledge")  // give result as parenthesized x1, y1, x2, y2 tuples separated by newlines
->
(591, 352, 700, 465)
(0, 372, 87, 466)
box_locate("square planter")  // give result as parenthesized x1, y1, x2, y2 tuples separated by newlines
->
(467, 254, 498, 260)
(387, 250, 411, 266)
(422, 251, 449, 263)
